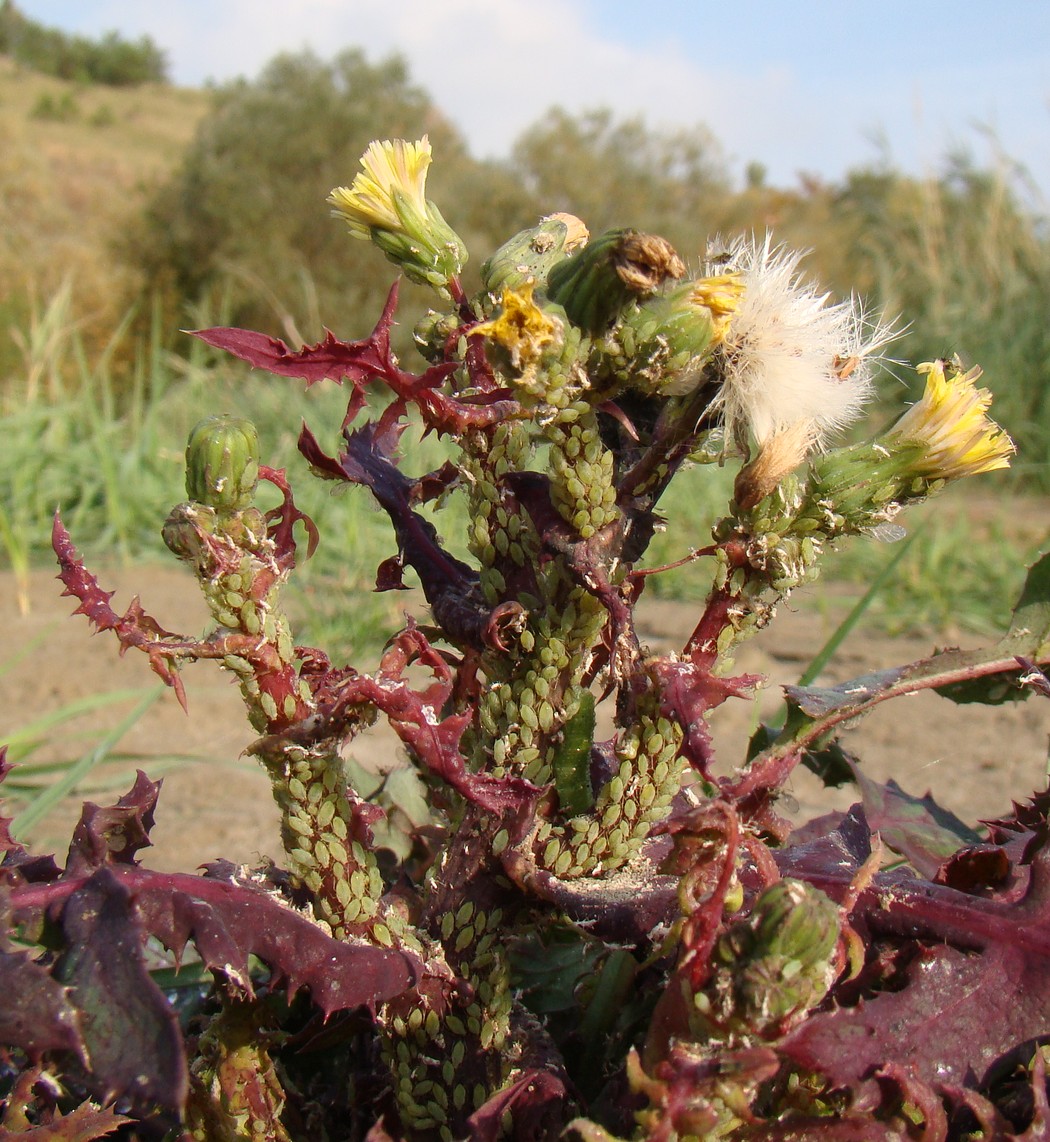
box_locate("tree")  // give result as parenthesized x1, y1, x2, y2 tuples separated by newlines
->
(509, 107, 731, 262)
(129, 48, 537, 348)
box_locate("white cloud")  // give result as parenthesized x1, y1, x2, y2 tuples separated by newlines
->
(25, 0, 1050, 199)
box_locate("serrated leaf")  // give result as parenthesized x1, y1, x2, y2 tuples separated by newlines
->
(192, 283, 513, 436)
(5, 1100, 132, 1140)
(57, 867, 188, 1113)
(848, 760, 982, 877)
(6, 857, 419, 1025)
(778, 802, 1050, 1101)
(65, 770, 161, 876)
(0, 946, 83, 1059)
(127, 863, 420, 1015)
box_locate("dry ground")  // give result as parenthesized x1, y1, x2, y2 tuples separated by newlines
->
(3, 563, 1048, 871)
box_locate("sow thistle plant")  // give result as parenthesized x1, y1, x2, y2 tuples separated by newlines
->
(3, 136, 1049, 1142)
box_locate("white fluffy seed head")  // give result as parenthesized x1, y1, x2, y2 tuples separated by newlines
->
(707, 234, 897, 454)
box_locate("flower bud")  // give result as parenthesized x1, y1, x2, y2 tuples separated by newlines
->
(604, 276, 742, 395)
(547, 229, 685, 333)
(184, 415, 260, 511)
(412, 309, 460, 363)
(716, 879, 841, 1031)
(161, 501, 216, 562)
(481, 213, 589, 295)
(328, 136, 467, 293)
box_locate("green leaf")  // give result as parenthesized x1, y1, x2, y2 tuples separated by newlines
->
(1007, 549, 1050, 646)
(937, 548, 1050, 706)
(11, 688, 164, 839)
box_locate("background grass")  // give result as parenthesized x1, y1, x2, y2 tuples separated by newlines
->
(1, 295, 1038, 660)
(1, 33, 1046, 657)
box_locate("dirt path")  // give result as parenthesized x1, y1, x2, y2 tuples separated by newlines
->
(3, 563, 1047, 871)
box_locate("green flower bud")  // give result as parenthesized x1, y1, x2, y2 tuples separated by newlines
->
(546, 229, 685, 333)
(601, 282, 727, 395)
(185, 415, 260, 511)
(412, 308, 460, 363)
(716, 879, 841, 1031)
(481, 213, 589, 295)
(161, 501, 217, 562)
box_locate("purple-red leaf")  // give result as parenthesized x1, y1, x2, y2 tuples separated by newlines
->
(134, 863, 420, 1014)
(58, 867, 188, 1113)
(8, 863, 419, 1020)
(467, 1069, 569, 1141)
(650, 658, 760, 779)
(778, 806, 1050, 1102)
(193, 282, 514, 436)
(260, 464, 319, 561)
(65, 771, 160, 876)
(53, 515, 189, 709)
(847, 760, 982, 879)
(0, 947, 83, 1059)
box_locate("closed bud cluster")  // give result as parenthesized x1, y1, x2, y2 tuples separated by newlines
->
(546, 228, 685, 333)
(480, 212, 589, 295)
(600, 274, 745, 397)
(328, 136, 467, 293)
(184, 415, 260, 512)
(711, 879, 842, 1035)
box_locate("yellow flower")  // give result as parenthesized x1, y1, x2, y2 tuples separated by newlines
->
(688, 272, 745, 345)
(471, 284, 559, 371)
(888, 358, 1014, 479)
(327, 136, 466, 292)
(328, 136, 433, 239)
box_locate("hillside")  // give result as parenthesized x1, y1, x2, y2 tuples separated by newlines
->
(0, 56, 209, 367)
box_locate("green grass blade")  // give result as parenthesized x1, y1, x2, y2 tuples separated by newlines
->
(0, 624, 60, 678)
(797, 524, 925, 689)
(10, 685, 165, 839)
(761, 525, 926, 739)
(1, 687, 159, 758)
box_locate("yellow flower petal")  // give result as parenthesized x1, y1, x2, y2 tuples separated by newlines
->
(327, 136, 433, 238)
(890, 359, 1014, 479)
(689, 272, 745, 344)
(471, 285, 559, 371)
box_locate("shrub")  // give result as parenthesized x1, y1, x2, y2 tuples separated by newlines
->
(29, 89, 78, 122)
(128, 49, 538, 350)
(0, 0, 167, 86)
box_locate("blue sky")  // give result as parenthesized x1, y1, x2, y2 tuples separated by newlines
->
(20, 0, 1050, 201)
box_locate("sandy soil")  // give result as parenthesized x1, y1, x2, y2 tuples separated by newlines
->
(3, 562, 1048, 872)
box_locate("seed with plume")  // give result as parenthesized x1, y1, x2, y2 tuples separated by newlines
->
(710, 235, 896, 456)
